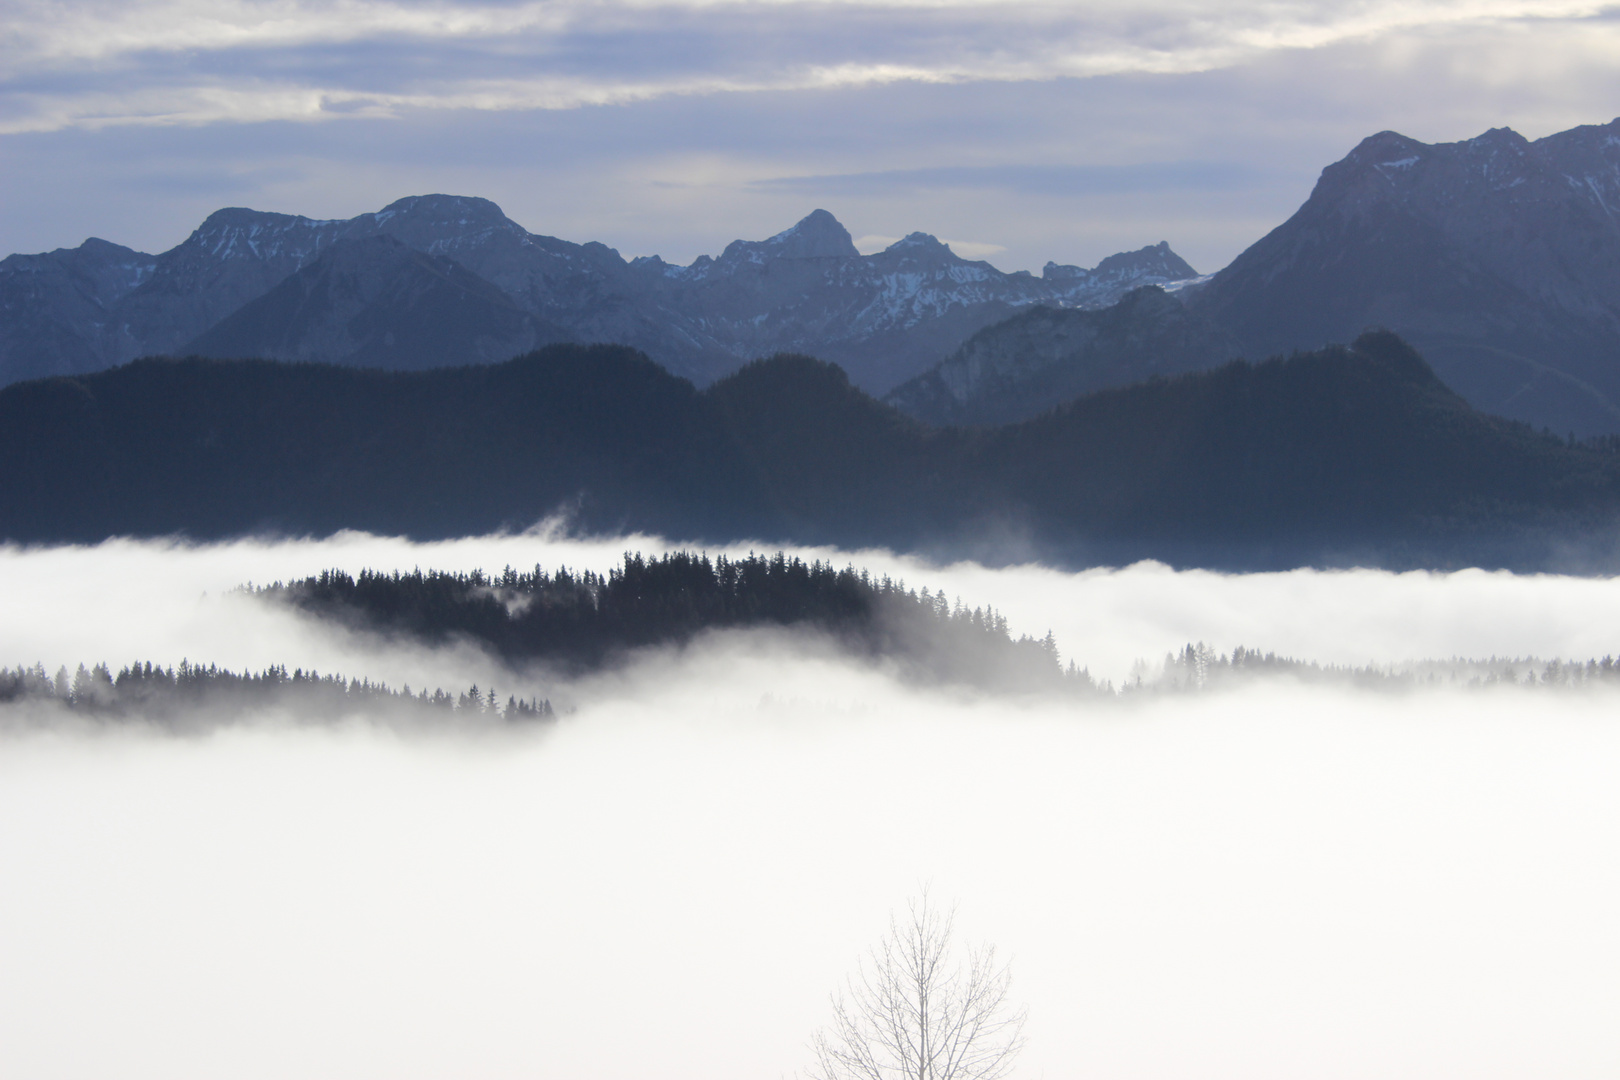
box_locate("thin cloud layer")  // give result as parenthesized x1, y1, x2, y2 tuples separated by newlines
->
(2, 0, 1610, 133)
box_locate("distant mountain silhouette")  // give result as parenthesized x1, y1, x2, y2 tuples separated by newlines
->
(1192, 118, 1620, 436)
(186, 236, 572, 369)
(0, 237, 158, 381)
(11, 116, 1620, 432)
(0, 344, 768, 542)
(885, 285, 1239, 426)
(0, 197, 1196, 391)
(3, 335, 1617, 570)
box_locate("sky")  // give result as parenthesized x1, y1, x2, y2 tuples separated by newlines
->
(6, 532, 1620, 1077)
(3, 1, 1619, 273)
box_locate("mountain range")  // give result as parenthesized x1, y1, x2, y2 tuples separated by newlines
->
(0, 201, 1194, 393)
(882, 117, 1620, 436)
(5, 115, 1620, 440)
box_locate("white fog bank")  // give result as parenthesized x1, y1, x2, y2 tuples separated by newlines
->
(5, 528, 1620, 685)
(3, 668, 1620, 1078)
(4, 530, 1620, 1078)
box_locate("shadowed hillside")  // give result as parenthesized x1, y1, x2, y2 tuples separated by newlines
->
(2, 335, 1618, 570)
(1191, 120, 1620, 436)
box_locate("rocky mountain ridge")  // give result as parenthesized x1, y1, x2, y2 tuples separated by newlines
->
(0, 199, 1196, 392)
(885, 285, 1240, 426)
(1190, 117, 1620, 435)
(884, 116, 1620, 435)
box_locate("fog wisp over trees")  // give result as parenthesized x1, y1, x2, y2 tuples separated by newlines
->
(812, 893, 1026, 1080)
(0, 660, 552, 726)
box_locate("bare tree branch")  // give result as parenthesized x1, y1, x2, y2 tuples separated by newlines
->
(809, 891, 1026, 1080)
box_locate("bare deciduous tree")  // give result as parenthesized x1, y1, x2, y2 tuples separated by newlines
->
(810, 893, 1027, 1080)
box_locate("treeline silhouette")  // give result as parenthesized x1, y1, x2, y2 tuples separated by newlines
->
(1133, 642, 1620, 692)
(8, 639, 1620, 727)
(0, 659, 552, 724)
(258, 550, 1090, 690)
(6, 334, 1620, 569)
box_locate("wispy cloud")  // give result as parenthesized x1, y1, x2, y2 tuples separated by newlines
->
(1, 0, 1611, 132)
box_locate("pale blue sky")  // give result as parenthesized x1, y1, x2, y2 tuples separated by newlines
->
(3, 1, 1617, 273)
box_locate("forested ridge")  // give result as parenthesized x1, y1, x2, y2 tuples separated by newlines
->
(258, 550, 1084, 688)
(0, 659, 552, 723)
(8, 636, 1619, 730)
(3, 334, 1619, 569)
(1141, 643, 1620, 692)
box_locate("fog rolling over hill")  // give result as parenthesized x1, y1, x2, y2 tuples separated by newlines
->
(0, 198, 1195, 392)
(7, 534, 1620, 1078)
(5, 334, 1619, 571)
(1192, 117, 1620, 437)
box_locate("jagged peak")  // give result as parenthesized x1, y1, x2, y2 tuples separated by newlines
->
(1092, 241, 1197, 279)
(1042, 241, 1196, 282)
(761, 209, 859, 259)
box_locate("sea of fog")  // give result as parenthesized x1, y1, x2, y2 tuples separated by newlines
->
(4, 528, 1620, 1078)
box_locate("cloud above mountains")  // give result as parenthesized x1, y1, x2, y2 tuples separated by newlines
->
(4, 0, 1611, 133)
(4, 0, 1618, 282)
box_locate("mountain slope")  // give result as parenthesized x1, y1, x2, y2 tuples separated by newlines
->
(0, 238, 157, 382)
(0, 345, 771, 542)
(638, 223, 1201, 391)
(4, 335, 1609, 569)
(185, 236, 571, 369)
(1192, 119, 1620, 435)
(974, 330, 1619, 563)
(885, 285, 1240, 426)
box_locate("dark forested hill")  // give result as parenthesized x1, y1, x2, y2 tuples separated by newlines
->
(0, 344, 770, 542)
(259, 551, 1079, 689)
(967, 330, 1620, 567)
(2, 335, 1617, 569)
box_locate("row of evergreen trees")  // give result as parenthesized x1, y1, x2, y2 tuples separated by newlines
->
(0, 660, 553, 722)
(1137, 642, 1620, 692)
(258, 550, 1091, 691)
(7, 643, 1620, 725)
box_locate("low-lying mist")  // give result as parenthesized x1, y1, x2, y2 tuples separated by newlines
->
(5, 528, 1620, 1077)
